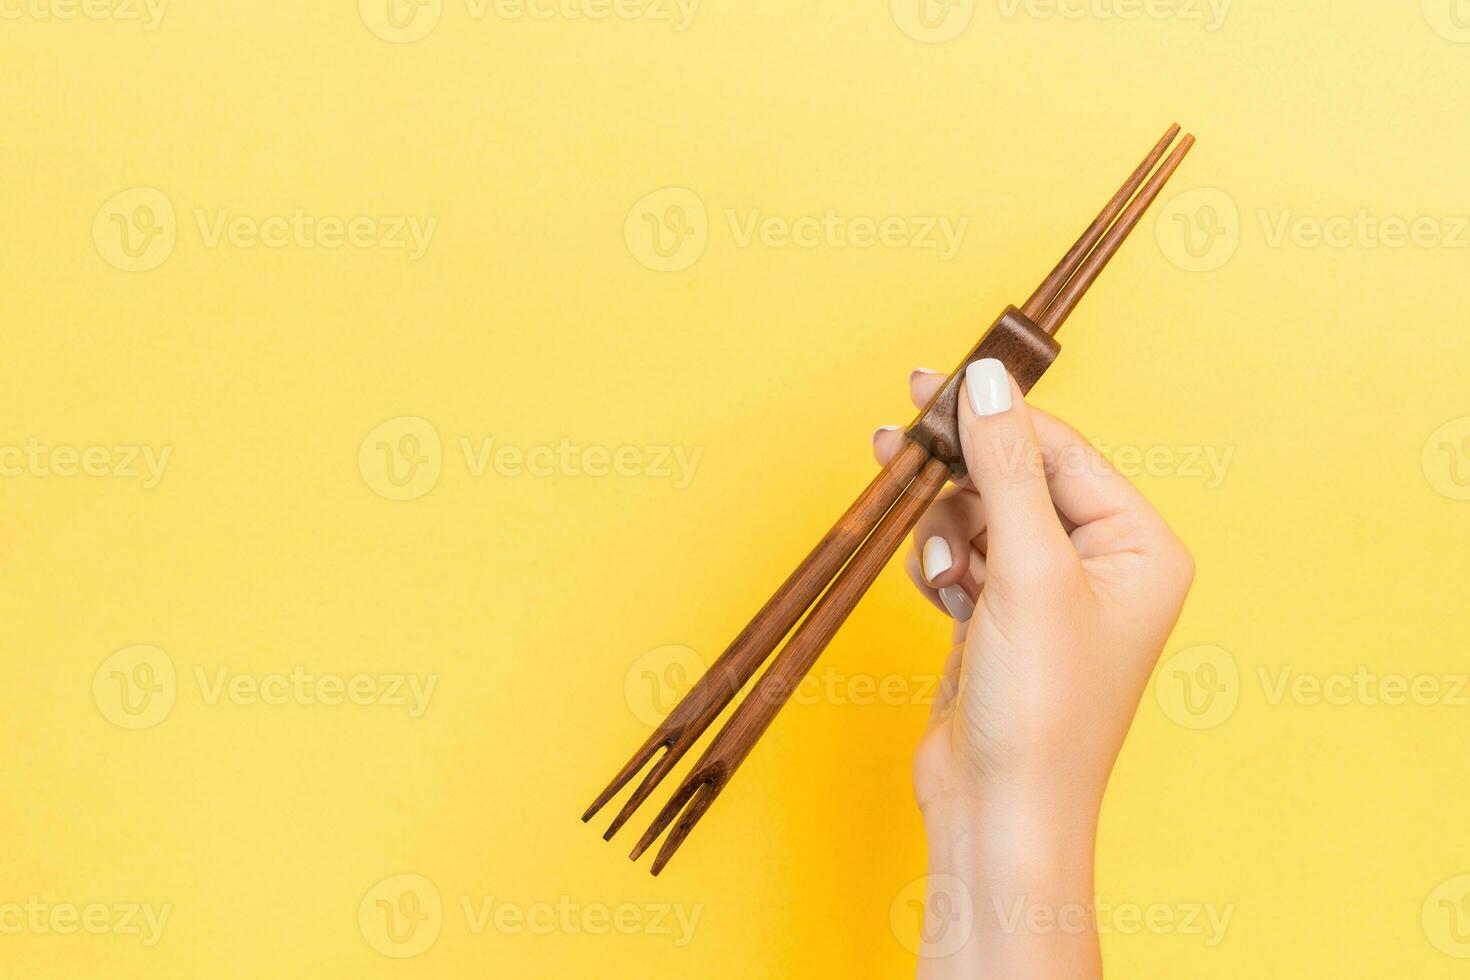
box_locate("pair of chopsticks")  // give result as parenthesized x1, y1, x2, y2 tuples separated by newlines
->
(585, 124, 1196, 874)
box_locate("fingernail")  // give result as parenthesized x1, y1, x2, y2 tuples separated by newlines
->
(912, 367, 942, 377)
(921, 536, 952, 583)
(965, 358, 1012, 417)
(872, 424, 901, 445)
(938, 585, 975, 622)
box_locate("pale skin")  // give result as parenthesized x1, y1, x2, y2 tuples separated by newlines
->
(872, 364, 1194, 978)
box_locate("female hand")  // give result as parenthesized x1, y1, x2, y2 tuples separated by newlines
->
(872, 360, 1194, 978)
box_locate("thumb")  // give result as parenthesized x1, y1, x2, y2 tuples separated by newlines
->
(957, 358, 1070, 576)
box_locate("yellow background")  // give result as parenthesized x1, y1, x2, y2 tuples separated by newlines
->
(3, 0, 1470, 976)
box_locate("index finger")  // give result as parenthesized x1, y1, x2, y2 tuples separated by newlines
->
(1028, 408, 1157, 530)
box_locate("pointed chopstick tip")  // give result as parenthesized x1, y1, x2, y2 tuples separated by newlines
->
(584, 733, 676, 826)
(1036, 126, 1198, 334)
(628, 829, 656, 862)
(629, 771, 716, 864)
(602, 747, 685, 842)
(649, 781, 720, 875)
(1021, 122, 1186, 321)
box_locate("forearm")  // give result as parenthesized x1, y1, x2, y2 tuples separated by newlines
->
(917, 785, 1102, 980)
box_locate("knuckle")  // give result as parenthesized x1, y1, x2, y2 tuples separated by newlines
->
(1151, 531, 1196, 595)
(1171, 539, 1197, 587)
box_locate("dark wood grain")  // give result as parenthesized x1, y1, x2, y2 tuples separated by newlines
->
(632, 455, 952, 874)
(583, 439, 928, 836)
(903, 306, 1060, 478)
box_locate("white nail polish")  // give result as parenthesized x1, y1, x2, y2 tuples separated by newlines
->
(965, 358, 1012, 417)
(921, 536, 952, 583)
(939, 585, 975, 622)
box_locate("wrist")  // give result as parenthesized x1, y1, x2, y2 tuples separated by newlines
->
(916, 787, 1102, 978)
(921, 782, 1099, 885)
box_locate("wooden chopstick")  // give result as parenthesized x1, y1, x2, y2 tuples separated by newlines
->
(631, 455, 952, 874)
(583, 439, 930, 837)
(589, 125, 1196, 873)
(1022, 124, 1182, 323)
(1037, 134, 1195, 334)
